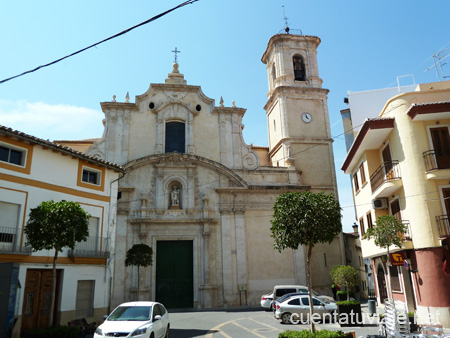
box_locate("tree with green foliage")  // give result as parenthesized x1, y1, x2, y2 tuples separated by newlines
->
(330, 265, 360, 301)
(364, 214, 408, 300)
(125, 243, 153, 296)
(271, 191, 342, 332)
(25, 200, 90, 327)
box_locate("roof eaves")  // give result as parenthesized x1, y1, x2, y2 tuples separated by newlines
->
(0, 125, 124, 172)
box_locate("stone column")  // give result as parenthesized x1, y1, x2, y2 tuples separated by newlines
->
(220, 209, 233, 306)
(234, 208, 247, 288)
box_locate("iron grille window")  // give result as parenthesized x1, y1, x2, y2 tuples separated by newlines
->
(76, 280, 95, 317)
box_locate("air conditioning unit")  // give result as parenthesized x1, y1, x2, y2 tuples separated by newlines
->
(372, 198, 388, 209)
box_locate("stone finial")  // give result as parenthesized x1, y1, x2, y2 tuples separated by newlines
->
(220, 96, 224, 107)
(232, 101, 236, 108)
(112, 95, 116, 102)
(125, 92, 130, 103)
(165, 62, 187, 85)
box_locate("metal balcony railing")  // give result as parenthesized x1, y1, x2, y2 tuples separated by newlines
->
(435, 215, 450, 238)
(68, 236, 110, 258)
(0, 226, 32, 254)
(423, 149, 450, 172)
(370, 161, 401, 192)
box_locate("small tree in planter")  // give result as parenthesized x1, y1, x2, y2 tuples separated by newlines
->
(330, 265, 362, 326)
(330, 265, 360, 301)
(125, 243, 153, 297)
(271, 191, 342, 333)
(363, 215, 407, 301)
(25, 200, 90, 327)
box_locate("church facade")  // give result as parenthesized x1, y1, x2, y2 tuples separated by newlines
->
(86, 32, 345, 309)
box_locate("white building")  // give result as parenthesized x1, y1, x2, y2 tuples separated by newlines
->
(0, 125, 123, 337)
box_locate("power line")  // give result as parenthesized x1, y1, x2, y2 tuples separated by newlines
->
(0, 0, 199, 85)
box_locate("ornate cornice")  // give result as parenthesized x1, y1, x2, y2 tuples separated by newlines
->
(124, 152, 248, 188)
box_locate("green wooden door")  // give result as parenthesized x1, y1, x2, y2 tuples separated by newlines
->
(155, 240, 193, 308)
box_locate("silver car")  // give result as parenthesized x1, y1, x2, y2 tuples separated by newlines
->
(274, 295, 337, 324)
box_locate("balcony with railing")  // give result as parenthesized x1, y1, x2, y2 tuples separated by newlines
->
(68, 236, 110, 258)
(0, 226, 32, 254)
(435, 215, 450, 239)
(399, 220, 412, 241)
(370, 161, 402, 197)
(423, 150, 450, 179)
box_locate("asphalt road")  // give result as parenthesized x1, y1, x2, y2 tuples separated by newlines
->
(169, 308, 382, 338)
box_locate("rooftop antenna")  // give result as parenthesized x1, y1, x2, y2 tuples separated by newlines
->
(425, 46, 450, 81)
(282, 5, 289, 33)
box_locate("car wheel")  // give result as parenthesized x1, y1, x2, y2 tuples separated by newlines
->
(165, 324, 170, 338)
(281, 312, 292, 324)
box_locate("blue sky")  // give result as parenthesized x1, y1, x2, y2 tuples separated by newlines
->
(1, 0, 449, 231)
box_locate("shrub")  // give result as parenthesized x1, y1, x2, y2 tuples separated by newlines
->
(21, 325, 81, 338)
(279, 329, 350, 338)
(336, 290, 354, 301)
(336, 300, 360, 306)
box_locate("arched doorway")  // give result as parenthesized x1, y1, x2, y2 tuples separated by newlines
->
(377, 265, 388, 303)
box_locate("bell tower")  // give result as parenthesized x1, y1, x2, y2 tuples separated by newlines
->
(262, 33, 337, 193)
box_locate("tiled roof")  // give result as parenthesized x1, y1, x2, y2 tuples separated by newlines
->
(0, 125, 124, 172)
(406, 100, 450, 119)
(53, 138, 100, 143)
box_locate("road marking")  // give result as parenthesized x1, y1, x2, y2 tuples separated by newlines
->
(206, 315, 282, 338)
(248, 317, 282, 332)
(232, 320, 270, 337)
(205, 319, 236, 338)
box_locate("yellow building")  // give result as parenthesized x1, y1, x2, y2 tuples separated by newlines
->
(341, 81, 450, 326)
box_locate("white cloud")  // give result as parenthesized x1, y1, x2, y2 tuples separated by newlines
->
(0, 99, 104, 141)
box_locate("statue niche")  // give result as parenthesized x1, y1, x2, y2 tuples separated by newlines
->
(169, 183, 181, 209)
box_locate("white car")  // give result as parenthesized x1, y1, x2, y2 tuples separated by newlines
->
(94, 301, 170, 338)
(274, 295, 337, 324)
(260, 292, 274, 309)
(272, 285, 335, 305)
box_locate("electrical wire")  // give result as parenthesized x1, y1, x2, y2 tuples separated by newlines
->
(0, 0, 199, 85)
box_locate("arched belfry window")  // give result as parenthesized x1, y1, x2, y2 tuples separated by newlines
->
(165, 121, 185, 153)
(293, 55, 306, 81)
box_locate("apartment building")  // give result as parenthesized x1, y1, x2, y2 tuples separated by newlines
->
(341, 81, 450, 326)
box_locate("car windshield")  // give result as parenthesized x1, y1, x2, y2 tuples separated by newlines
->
(108, 306, 152, 321)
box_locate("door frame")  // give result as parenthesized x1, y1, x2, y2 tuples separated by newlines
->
(150, 236, 198, 307)
(21, 269, 62, 332)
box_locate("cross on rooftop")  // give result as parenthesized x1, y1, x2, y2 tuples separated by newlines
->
(171, 47, 181, 64)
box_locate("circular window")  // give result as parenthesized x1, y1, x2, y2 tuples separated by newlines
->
(196, 104, 201, 112)
(149, 102, 155, 109)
